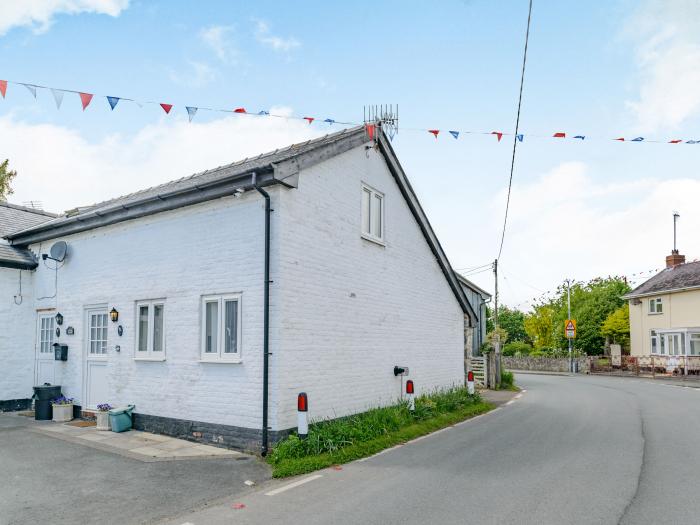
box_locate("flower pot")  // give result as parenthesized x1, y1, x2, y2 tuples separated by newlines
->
(96, 411, 111, 431)
(52, 404, 73, 422)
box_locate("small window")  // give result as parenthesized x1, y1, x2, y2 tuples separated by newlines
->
(88, 311, 108, 355)
(648, 297, 663, 314)
(135, 301, 166, 358)
(201, 294, 242, 361)
(361, 183, 384, 243)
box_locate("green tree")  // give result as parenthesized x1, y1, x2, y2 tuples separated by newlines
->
(601, 304, 630, 348)
(0, 159, 17, 200)
(496, 306, 529, 343)
(524, 304, 557, 349)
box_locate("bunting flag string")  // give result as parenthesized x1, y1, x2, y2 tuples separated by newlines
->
(0, 76, 697, 147)
(51, 88, 64, 109)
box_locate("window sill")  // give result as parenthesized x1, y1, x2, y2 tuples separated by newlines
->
(648, 312, 663, 315)
(198, 358, 242, 364)
(361, 233, 386, 247)
(133, 357, 166, 362)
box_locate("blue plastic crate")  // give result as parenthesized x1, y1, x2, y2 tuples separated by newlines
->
(108, 405, 135, 433)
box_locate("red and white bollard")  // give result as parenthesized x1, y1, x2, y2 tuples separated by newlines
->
(406, 380, 415, 411)
(467, 370, 475, 395)
(297, 392, 309, 439)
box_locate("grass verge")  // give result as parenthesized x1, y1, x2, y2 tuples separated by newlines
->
(268, 391, 494, 478)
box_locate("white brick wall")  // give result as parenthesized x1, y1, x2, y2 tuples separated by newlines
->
(273, 145, 464, 430)
(27, 192, 273, 429)
(4, 141, 465, 434)
(0, 267, 35, 400)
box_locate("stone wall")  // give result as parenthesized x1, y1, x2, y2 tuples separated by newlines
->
(503, 356, 589, 373)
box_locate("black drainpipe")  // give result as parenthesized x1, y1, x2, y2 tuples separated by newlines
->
(252, 173, 271, 456)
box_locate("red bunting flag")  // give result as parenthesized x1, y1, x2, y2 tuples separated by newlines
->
(365, 123, 376, 140)
(669, 139, 682, 143)
(234, 107, 247, 113)
(491, 131, 503, 142)
(79, 92, 93, 110)
(615, 137, 625, 141)
(0, 80, 6, 98)
(160, 103, 173, 114)
(553, 132, 566, 138)
(428, 129, 440, 139)
(304, 117, 314, 124)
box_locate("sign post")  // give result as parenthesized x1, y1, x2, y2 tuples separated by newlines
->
(565, 279, 576, 373)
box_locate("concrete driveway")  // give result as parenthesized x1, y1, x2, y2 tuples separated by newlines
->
(0, 413, 270, 525)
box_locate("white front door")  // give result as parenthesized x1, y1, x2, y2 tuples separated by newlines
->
(84, 308, 109, 409)
(36, 313, 55, 385)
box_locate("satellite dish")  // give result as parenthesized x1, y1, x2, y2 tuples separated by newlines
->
(49, 241, 68, 262)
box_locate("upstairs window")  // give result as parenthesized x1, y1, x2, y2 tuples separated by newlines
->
(361, 183, 384, 243)
(648, 297, 663, 314)
(136, 301, 165, 358)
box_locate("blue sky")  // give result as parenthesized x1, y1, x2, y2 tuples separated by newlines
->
(1, 0, 699, 307)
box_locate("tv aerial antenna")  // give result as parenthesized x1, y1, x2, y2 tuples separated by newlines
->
(363, 104, 399, 140)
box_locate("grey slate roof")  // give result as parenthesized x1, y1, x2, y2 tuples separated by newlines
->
(624, 261, 700, 298)
(7, 126, 367, 243)
(0, 203, 55, 269)
(3, 125, 478, 321)
(0, 202, 56, 237)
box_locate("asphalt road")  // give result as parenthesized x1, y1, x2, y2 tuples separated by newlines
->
(0, 414, 269, 525)
(164, 374, 700, 525)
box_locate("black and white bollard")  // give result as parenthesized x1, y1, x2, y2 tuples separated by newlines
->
(467, 370, 475, 395)
(406, 380, 415, 411)
(297, 392, 309, 439)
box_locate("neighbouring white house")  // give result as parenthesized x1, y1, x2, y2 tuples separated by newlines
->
(1, 125, 487, 452)
(624, 249, 700, 367)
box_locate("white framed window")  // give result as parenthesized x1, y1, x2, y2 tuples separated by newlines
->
(201, 294, 242, 362)
(648, 297, 663, 314)
(135, 300, 165, 359)
(690, 334, 700, 356)
(38, 314, 55, 354)
(361, 183, 384, 243)
(650, 330, 658, 354)
(88, 311, 108, 355)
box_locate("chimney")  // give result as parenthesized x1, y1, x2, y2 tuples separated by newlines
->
(666, 212, 685, 267)
(666, 250, 685, 268)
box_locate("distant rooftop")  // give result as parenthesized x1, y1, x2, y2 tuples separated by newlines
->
(624, 260, 700, 298)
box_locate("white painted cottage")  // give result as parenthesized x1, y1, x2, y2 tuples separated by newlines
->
(1, 126, 483, 452)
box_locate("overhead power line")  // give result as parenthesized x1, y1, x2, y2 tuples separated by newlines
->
(497, 0, 533, 261)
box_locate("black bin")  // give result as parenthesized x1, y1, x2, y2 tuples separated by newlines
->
(33, 385, 62, 421)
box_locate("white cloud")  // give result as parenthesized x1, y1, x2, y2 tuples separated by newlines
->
(0, 0, 129, 36)
(625, 0, 700, 131)
(487, 161, 700, 309)
(3, 111, 324, 213)
(199, 25, 239, 64)
(168, 60, 217, 88)
(254, 19, 300, 53)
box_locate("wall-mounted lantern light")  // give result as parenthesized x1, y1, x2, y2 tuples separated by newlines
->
(55, 312, 64, 325)
(110, 307, 119, 323)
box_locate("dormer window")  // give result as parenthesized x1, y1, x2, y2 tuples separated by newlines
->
(649, 297, 663, 314)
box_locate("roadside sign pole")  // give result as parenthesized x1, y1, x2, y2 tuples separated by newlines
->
(567, 279, 573, 373)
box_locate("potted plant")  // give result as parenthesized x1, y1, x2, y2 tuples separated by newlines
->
(51, 396, 74, 422)
(95, 404, 112, 431)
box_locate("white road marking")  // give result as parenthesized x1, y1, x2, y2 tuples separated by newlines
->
(264, 474, 323, 496)
(505, 400, 514, 405)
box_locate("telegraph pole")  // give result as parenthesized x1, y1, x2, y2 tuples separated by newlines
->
(493, 259, 501, 388)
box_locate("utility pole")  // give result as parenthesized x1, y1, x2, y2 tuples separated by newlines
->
(566, 279, 573, 373)
(493, 259, 501, 389)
